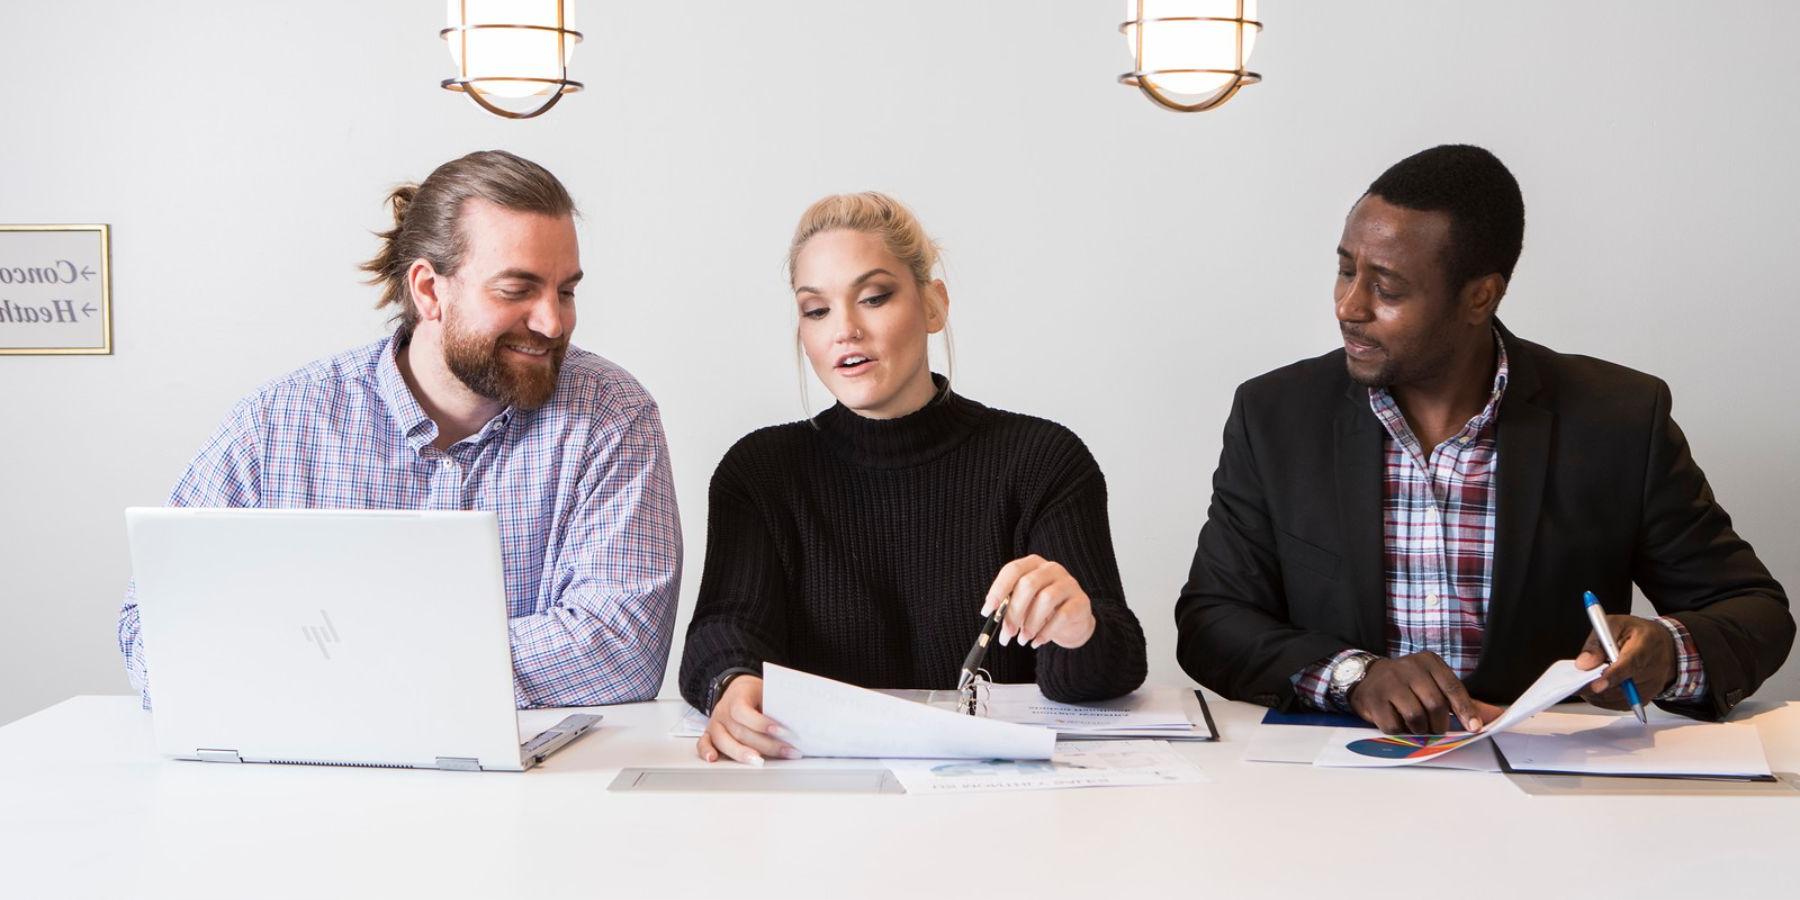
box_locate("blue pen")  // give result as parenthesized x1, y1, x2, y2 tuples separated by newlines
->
(1583, 591, 1647, 724)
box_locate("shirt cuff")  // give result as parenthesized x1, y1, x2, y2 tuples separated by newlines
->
(1654, 616, 1708, 702)
(1291, 649, 1365, 712)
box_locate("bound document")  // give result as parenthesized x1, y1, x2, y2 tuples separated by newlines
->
(1491, 712, 1774, 780)
(760, 665, 1056, 760)
(672, 677, 1219, 744)
(892, 683, 1219, 741)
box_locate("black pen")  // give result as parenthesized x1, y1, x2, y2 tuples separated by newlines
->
(957, 596, 1010, 693)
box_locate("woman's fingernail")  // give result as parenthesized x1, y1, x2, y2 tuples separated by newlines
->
(1031, 638, 1045, 649)
(781, 749, 802, 760)
(746, 754, 765, 767)
(1469, 719, 1482, 732)
(768, 725, 786, 739)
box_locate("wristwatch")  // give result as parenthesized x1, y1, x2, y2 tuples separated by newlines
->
(706, 666, 760, 715)
(1327, 651, 1380, 711)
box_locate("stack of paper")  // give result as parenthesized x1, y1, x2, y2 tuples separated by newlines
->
(977, 684, 1215, 740)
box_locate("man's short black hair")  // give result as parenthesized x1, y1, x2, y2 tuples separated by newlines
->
(1366, 144, 1525, 292)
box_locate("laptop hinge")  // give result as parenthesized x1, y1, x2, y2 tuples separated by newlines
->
(196, 748, 243, 763)
(435, 756, 482, 772)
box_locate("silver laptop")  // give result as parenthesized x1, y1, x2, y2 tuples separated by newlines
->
(125, 507, 598, 772)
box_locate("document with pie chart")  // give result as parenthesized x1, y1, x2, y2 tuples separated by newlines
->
(1312, 658, 1606, 768)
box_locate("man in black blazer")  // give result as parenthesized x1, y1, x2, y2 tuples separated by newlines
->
(1175, 145, 1791, 734)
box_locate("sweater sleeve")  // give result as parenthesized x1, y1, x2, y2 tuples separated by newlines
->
(1027, 445, 1148, 703)
(677, 452, 792, 709)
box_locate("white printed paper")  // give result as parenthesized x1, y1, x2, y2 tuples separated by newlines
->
(669, 705, 708, 739)
(884, 740, 1211, 794)
(1313, 658, 1606, 768)
(1246, 723, 1500, 771)
(1492, 711, 1773, 778)
(761, 664, 1056, 760)
(981, 684, 1202, 736)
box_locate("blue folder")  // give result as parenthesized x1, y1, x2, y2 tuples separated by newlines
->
(1260, 708, 1475, 732)
(1260, 708, 1371, 728)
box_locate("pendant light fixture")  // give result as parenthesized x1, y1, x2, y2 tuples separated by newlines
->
(441, 0, 583, 120)
(1120, 0, 1262, 113)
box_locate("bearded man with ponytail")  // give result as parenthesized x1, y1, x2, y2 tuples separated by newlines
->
(117, 150, 682, 708)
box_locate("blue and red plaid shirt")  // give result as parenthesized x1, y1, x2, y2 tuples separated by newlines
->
(1294, 334, 1706, 710)
(118, 334, 682, 709)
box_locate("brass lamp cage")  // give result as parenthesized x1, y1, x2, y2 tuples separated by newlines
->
(440, 0, 584, 120)
(1119, 0, 1262, 113)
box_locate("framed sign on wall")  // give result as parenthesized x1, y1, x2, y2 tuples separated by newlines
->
(0, 224, 112, 355)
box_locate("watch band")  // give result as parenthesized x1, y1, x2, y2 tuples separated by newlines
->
(705, 666, 760, 715)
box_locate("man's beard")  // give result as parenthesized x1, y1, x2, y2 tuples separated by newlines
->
(441, 306, 567, 410)
(1343, 312, 1460, 390)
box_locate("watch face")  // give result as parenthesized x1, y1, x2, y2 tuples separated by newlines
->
(1334, 656, 1368, 687)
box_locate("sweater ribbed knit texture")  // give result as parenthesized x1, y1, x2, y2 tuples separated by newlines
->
(679, 377, 1148, 709)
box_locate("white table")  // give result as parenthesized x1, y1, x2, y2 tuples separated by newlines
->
(2, 695, 1796, 899)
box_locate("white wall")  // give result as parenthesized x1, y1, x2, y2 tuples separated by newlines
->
(3, 1, 1796, 725)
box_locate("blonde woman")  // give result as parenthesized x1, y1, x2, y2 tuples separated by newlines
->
(678, 193, 1146, 765)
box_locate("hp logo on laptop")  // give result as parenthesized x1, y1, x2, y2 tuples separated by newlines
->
(302, 610, 341, 660)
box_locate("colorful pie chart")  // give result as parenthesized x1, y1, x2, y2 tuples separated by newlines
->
(1345, 733, 1479, 760)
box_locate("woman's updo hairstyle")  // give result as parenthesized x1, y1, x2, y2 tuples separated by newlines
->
(787, 192, 941, 289)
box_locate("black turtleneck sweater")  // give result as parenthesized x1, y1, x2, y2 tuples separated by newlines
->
(678, 377, 1148, 710)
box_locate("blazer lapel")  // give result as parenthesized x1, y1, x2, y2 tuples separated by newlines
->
(1484, 323, 1552, 669)
(1334, 383, 1387, 651)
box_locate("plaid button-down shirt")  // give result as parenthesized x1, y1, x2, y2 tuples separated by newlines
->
(118, 334, 682, 709)
(1294, 334, 1706, 710)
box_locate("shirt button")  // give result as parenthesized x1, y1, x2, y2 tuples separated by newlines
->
(1426, 592, 1442, 607)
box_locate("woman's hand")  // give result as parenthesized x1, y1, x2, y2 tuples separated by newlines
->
(696, 675, 799, 765)
(981, 554, 1097, 650)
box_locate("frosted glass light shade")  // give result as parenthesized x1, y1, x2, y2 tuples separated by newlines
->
(1121, 0, 1261, 111)
(445, 0, 579, 99)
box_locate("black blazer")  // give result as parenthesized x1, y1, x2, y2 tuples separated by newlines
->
(1174, 322, 1791, 720)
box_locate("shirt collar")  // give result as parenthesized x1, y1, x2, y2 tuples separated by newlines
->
(375, 334, 434, 449)
(1469, 328, 1510, 432)
(374, 333, 517, 454)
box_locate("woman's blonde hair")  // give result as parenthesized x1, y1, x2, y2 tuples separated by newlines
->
(787, 192, 941, 289)
(786, 192, 955, 413)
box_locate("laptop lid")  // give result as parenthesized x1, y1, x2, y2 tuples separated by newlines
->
(126, 508, 526, 771)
